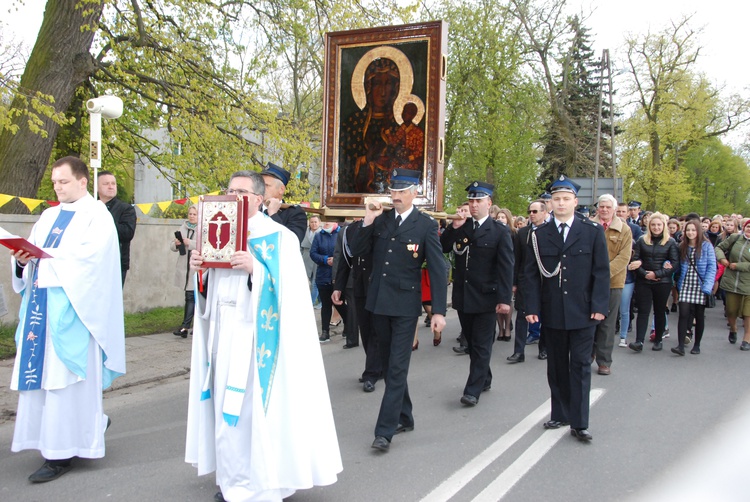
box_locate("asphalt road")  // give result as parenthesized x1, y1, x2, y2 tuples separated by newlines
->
(0, 306, 748, 502)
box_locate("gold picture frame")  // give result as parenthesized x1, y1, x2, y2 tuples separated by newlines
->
(321, 21, 448, 211)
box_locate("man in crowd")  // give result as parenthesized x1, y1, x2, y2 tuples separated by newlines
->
(349, 168, 447, 452)
(333, 219, 383, 392)
(452, 201, 472, 354)
(591, 194, 632, 375)
(9, 156, 126, 482)
(302, 215, 321, 307)
(97, 170, 136, 285)
(508, 199, 548, 363)
(186, 171, 341, 501)
(441, 181, 513, 406)
(260, 162, 307, 244)
(617, 202, 644, 242)
(627, 200, 642, 227)
(522, 175, 610, 442)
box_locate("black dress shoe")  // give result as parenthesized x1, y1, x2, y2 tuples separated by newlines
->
(538, 350, 548, 360)
(482, 383, 492, 392)
(460, 394, 478, 406)
(452, 346, 469, 355)
(570, 428, 593, 441)
(371, 436, 390, 451)
(729, 331, 738, 344)
(652, 342, 663, 351)
(507, 353, 525, 363)
(628, 341, 643, 352)
(690, 346, 701, 355)
(395, 423, 414, 434)
(363, 381, 375, 393)
(670, 346, 685, 356)
(214, 490, 226, 502)
(28, 459, 73, 483)
(343, 343, 359, 349)
(543, 420, 569, 429)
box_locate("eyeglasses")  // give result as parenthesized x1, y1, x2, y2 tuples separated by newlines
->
(225, 188, 259, 196)
(527, 209, 540, 215)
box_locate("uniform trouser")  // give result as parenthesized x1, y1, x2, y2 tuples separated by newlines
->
(356, 298, 382, 383)
(593, 288, 623, 367)
(545, 325, 596, 429)
(461, 311, 496, 399)
(634, 282, 672, 344)
(343, 287, 359, 345)
(372, 314, 418, 440)
(182, 289, 196, 329)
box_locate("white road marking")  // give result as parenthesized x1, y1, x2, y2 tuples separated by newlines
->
(419, 388, 606, 502)
(474, 388, 606, 502)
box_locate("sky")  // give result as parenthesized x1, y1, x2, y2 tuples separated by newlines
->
(3, 0, 749, 138)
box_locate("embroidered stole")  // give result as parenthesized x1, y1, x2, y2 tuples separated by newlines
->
(17, 210, 75, 390)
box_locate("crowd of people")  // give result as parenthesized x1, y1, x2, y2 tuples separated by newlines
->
(5, 154, 749, 501)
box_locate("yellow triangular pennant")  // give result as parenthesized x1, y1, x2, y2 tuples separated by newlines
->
(207, 190, 221, 196)
(136, 203, 154, 214)
(189, 196, 200, 205)
(18, 197, 44, 212)
(0, 194, 15, 208)
(157, 200, 172, 213)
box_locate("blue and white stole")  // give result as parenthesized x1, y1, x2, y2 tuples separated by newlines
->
(248, 231, 281, 414)
(17, 210, 75, 390)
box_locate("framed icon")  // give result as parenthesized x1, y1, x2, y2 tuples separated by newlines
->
(321, 21, 447, 211)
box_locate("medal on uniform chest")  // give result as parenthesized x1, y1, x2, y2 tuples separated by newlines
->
(407, 243, 419, 258)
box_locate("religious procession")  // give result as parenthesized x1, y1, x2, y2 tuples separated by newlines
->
(1, 2, 750, 501)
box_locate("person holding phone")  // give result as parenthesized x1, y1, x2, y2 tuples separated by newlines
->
(170, 205, 198, 338)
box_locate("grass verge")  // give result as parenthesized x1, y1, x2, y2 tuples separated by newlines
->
(0, 306, 183, 360)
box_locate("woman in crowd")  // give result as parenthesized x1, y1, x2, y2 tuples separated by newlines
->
(672, 220, 716, 355)
(514, 216, 527, 230)
(170, 205, 198, 338)
(311, 220, 343, 343)
(715, 220, 750, 350)
(701, 217, 711, 232)
(706, 218, 723, 246)
(494, 207, 516, 341)
(668, 218, 682, 243)
(629, 212, 680, 352)
(718, 217, 739, 244)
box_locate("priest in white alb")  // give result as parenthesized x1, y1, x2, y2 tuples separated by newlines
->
(8, 156, 126, 483)
(186, 171, 342, 502)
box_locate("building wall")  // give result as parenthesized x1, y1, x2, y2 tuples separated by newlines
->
(0, 214, 186, 326)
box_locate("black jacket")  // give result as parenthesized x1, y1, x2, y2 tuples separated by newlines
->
(271, 205, 306, 244)
(632, 235, 680, 284)
(522, 217, 610, 331)
(104, 197, 136, 271)
(349, 208, 447, 317)
(440, 218, 514, 313)
(334, 221, 372, 297)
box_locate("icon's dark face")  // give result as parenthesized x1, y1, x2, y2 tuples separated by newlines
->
(402, 103, 417, 124)
(370, 72, 397, 111)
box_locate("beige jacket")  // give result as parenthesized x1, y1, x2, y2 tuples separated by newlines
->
(591, 215, 632, 289)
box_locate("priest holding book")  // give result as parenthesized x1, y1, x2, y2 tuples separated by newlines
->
(186, 170, 341, 502)
(8, 156, 126, 482)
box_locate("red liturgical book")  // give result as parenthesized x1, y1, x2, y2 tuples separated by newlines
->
(196, 195, 249, 268)
(0, 235, 53, 259)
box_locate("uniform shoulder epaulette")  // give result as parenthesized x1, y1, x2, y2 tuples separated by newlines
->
(581, 218, 598, 227)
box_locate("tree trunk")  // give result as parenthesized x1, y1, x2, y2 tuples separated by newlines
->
(0, 0, 102, 213)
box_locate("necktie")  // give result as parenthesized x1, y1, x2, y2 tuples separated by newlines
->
(473, 220, 480, 230)
(603, 221, 609, 231)
(559, 222, 567, 241)
(395, 215, 402, 226)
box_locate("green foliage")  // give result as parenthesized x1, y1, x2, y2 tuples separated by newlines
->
(435, 0, 545, 214)
(619, 16, 750, 212)
(538, 16, 615, 182)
